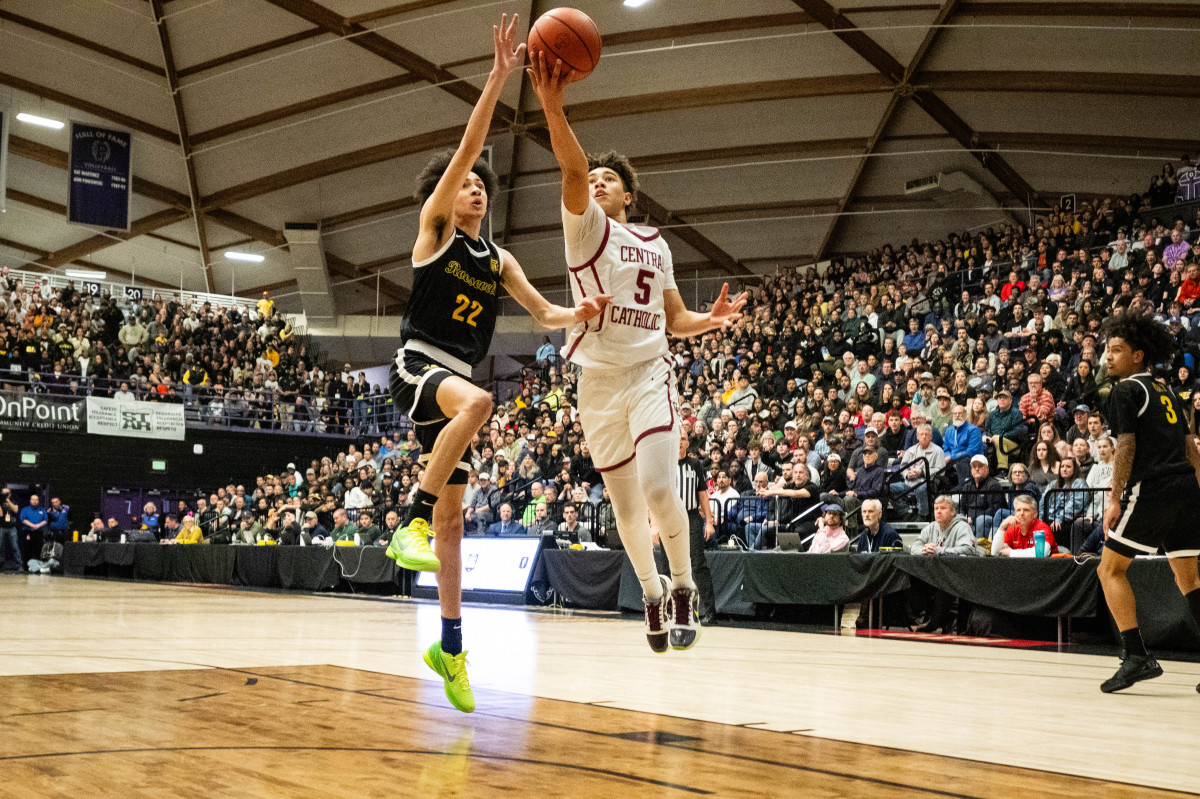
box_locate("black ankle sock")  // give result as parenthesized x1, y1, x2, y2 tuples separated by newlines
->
(1121, 627, 1148, 658)
(407, 489, 438, 525)
(1185, 588, 1200, 628)
(441, 617, 463, 656)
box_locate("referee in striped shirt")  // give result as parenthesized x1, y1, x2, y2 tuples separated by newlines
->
(679, 430, 717, 624)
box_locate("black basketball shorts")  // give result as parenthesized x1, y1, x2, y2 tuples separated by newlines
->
(388, 345, 471, 485)
(1106, 472, 1200, 559)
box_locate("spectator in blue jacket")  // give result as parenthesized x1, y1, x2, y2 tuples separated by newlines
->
(857, 499, 902, 553)
(943, 403, 985, 483)
(902, 316, 926, 353)
(19, 494, 48, 564)
(1043, 457, 1088, 543)
(47, 497, 70, 542)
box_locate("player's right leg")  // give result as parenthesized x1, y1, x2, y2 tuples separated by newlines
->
(422, 481, 475, 713)
(1097, 545, 1162, 692)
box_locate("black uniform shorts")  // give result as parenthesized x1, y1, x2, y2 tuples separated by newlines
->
(388, 347, 471, 485)
(1106, 471, 1200, 559)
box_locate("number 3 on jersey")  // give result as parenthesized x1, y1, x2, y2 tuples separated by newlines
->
(1161, 394, 1178, 425)
(633, 269, 654, 305)
(452, 294, 483, 327)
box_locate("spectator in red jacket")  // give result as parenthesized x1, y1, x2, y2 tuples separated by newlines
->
(994, 495, 1057, 556)
(1018, 372, 1056, 424)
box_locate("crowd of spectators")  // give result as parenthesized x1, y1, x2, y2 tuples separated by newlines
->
(0, 275, 398, 434)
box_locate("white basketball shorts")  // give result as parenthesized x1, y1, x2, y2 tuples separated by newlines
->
(578, 355, 679, 473)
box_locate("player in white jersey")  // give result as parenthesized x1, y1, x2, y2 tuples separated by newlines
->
(530, 54, 746, 652)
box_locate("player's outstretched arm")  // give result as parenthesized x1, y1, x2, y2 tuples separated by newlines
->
(527, 52, 590, 214)
(663, 283, 747, 338)
(415, 14, 525, 252)
(499, 249, 611, 329)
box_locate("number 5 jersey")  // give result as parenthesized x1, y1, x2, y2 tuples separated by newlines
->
(561, 198, 676, 369)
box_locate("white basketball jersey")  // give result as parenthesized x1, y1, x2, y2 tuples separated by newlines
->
(560, 199, 676, 369)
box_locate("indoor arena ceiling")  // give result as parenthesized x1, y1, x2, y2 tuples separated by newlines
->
(1, 0, 1199, 314)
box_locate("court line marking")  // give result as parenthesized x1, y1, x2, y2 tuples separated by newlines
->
(9, 707, 105, 717)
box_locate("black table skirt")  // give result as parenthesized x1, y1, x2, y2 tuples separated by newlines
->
(62, 542, 400, 592)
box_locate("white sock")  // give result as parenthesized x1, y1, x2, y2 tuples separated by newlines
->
(603, 462, 663, 600)
(635, 434, 695, 591)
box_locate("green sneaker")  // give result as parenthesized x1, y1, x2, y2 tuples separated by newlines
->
(385, 518, 440, 572)
(423, 641, 475, 713)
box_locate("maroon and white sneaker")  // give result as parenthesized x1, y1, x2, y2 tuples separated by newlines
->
(643, 574, 672, 653)
(669, 584, 702, 650)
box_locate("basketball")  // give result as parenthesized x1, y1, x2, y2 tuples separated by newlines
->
(527, 7, 602, 81)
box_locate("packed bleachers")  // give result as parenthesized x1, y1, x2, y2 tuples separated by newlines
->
(30, 164, 1200, 556)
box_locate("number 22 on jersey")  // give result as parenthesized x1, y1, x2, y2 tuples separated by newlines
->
(452, 294, 483, 327)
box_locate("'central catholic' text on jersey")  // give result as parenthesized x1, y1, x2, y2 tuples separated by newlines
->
(401, 229, 503, 371)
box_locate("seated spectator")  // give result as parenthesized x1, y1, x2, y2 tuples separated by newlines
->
(1026, 439, 1060, 487)
(173, 517, 204, 545)
(984, 390, 1026, 471)
(808, 504, 850, 553)
(330, 508, 357, 542)
(595, 486, 620, 550)
(82, 517, 105, 543)
(275, 510, 301, 545)
(910, 496, 978, 556)
(526, 502, 558, 539)
(943, 404, 985, 484)
(161, 514, 181, 541)
(993, 495, 1056, 556)
(742, 472, 777, 551)
(520, 481, 546, 525)
(708, 471, 741, 543)
(955, 454, 1006, 540)
(464, 472, 498, 535)
(891, 424, 945, 519)
(487, 503, 527, 537)
(233, 517, 260, 545)
(856, 499, 901, 553)
(355, 510, 382, 546)
(556, 502, 591, 545)
(1072, 436, 1115, 553)
(377, 510, 401, 547)
(844, 445, 887, 503)
(990, 462, 1042, 531)
(1018, 372, 1056, 424)
(301, 510, 330, 544)
(26, 538, 63, 574)
(762, 463, 821, 535)
(1043, 457, 1088, 542)
(819, 452, 848, 494)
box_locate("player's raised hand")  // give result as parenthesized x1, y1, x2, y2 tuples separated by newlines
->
(709, 283, 747, 330)
(492, 13, 526, 79)
(527, 50, 574, 112)
(572, 293, 612, 324)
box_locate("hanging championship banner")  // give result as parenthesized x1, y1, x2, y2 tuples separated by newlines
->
(0, 108, 9, 214)
(86, 396, 186, 441)
(67, 122, 132, 231)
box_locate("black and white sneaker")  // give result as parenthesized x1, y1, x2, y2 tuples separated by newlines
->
(1100, 654, 1163, 693)
(669, 584, 701, 651)
(643, 574, 672, 654)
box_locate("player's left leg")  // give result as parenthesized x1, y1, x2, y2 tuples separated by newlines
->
(634, 432, 700, 650)
(1098, 545, 1163, 692)
(422, 481, 475, 713)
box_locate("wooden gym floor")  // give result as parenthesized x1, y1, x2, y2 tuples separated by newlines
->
(2, 576, 1198, 798)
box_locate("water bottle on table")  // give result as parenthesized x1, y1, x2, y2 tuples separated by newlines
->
(1033, 530, 1046, 558)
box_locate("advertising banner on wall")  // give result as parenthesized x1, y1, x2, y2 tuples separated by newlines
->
(0, 108, 9, 215)
(86, 396, 185, 441)
(67, 122, 132, 231)
(0, 391, 85, 433)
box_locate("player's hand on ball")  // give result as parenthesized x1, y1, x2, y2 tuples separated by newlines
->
(527, 50, 574, 110)
(709, 283, 746, 330)
(573, 293, 612, 324)
(492, 13, 526, 78)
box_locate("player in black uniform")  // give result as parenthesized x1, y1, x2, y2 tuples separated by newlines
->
(1097, 310, 1200, 693)
(384, 15, 609, 714)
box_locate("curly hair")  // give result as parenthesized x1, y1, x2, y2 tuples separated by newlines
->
(414, 150, 499, 208)
(587, 150, 639, 210)
(1101, 308, 1178, 371)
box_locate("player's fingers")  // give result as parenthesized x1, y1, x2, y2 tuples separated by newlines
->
(509, 13, 520, 39)
(718, 283, 730, 301)
(514, 43, 527, 60)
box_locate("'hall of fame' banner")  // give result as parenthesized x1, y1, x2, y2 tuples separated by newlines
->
(0, 108, 9, 214)
(68, 122, 132, 231)
(86, 396, 185, 441)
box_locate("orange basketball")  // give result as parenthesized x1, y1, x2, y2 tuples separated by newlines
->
(527, 7, 602, 82)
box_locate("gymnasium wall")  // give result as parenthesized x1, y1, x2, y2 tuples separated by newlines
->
(0, 428, 350, 528)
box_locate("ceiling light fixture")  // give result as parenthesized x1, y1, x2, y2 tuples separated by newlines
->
(623, 0, 652, 6)
(225, 251, 265, 263)
(64, 269, 107, 280)
(16, 112, 64, 130)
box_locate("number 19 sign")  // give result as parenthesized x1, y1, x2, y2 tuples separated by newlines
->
(68, 122, 132, 232)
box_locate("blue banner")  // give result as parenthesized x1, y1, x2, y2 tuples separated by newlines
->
(68, 122, 132, 231)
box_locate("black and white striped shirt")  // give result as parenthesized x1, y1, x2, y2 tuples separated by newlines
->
(678, 456, 704, 512)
